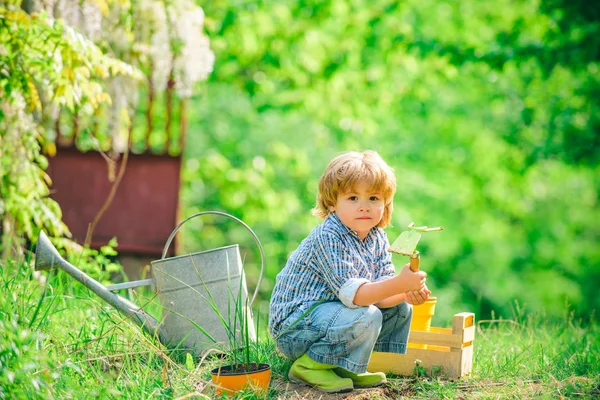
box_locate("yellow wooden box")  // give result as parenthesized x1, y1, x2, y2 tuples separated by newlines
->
(368, 312, 475, 379)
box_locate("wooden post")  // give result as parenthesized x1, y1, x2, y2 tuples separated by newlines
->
(451, 312, 475, 377)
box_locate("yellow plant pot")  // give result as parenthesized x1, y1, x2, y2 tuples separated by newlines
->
(408, 297, 437, 349)
(210, 363, 271, 397)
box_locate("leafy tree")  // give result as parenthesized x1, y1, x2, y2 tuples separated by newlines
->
(0, 0, 214, 258)
(0, 5, 141, 256)
(182, 0, 599, 322)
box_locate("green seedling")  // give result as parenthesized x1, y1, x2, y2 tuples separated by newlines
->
(389, 222, 443, 271)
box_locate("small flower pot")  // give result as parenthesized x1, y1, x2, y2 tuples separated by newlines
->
(210, 363, 271, 397)
(409, 297, 437, 349)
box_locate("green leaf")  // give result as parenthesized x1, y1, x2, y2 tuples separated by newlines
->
(389, 230, 421, 256)
(185, 353, 195, 371)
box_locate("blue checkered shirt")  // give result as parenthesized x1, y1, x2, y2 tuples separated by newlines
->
(268, 213, 396, 338)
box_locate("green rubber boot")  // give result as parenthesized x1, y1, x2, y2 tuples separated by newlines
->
(288, 354, 354, 394)
(333, 367, 387, 388)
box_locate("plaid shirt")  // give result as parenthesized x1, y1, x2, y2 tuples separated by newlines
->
(268, 213, 396, 338)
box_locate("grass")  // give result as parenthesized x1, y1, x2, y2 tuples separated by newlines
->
(1, 258, 599, 399)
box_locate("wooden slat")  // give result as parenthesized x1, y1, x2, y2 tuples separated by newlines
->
(463, 325, 475, 343)
(179, 99, 187, 149)
(430, 327, 452, 334)
(460, 343, 474, 375)
(453, 312, 475, 328)
(428, 345, 450, 352)
(452, 312, 476, 348)
(369, 349, 461, 379)
(368, 313, 475, 379)
(408, 330, 463, 348)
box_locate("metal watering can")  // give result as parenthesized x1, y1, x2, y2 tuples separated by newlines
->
(35, 211, 264, 356)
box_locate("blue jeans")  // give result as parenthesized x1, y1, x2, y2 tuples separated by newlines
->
(275, 301, 412, 374)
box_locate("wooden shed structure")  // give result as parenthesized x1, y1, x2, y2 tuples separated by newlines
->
(46, 93, 188, 279)
(47, 148, 181, 254)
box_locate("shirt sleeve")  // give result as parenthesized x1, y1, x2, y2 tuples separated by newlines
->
(339, 278, 370, 308)
(373, 230, 396, 282)
(312, 231, 366, 308)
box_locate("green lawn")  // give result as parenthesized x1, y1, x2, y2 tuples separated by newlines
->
(1, 261, 598, 399)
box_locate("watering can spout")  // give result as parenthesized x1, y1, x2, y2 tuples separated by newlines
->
(35, 230, 63, 271)
(34, 231, 167, 344)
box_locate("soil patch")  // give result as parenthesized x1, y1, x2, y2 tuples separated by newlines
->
(271, 377, 410, 399)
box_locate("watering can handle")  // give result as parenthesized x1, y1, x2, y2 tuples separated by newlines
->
(160, 211, 265, 307)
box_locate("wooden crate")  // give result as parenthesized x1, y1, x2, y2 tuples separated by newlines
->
(368, 312, 475, 379)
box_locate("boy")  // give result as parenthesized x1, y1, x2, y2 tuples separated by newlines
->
(269, 150, 430, 393)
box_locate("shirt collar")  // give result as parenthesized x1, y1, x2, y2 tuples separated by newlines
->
(326, 212, 377, 241)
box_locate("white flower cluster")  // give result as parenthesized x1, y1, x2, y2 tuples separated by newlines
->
(108, 75, 140, 153)
(31, 0, 129, 151)
(28, 0, 214, 152)
(135, 0, 214, 97)
(135, 1, 171, 91)
(33, 0, 103, 41)
(168, 1, 215, 98)
(31, 0, 215, 100)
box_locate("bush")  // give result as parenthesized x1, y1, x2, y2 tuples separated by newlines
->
(0, 320, 55, 400)
(0, 260, 56, 400)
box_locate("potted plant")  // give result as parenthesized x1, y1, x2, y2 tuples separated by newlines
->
(201, 271, 271, 397)
(389, 222, 443, 349)
(150, 211, 272, 397)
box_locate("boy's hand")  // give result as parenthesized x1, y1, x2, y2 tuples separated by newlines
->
(405, 287, 430, 305)
(398, 263, 427, 292)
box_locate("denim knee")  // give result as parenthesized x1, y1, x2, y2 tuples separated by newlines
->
(363, 305, 383, 334)
(374, 301, 412, 354)
(395, 301, 412, 321)
(338, 304, 382, 343)
(383, 301, 412, 328)
(311, 303, 382, 344)
(276, 302, 386, 369)
(305, 303, 384, 372)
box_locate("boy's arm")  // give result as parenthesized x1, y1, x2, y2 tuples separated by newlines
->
(352, 264, 427, 307)
(375, 287, 431, 308)
(374, 293, 407, 308)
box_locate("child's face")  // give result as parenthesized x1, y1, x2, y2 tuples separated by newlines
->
(329, 181, 385, 240)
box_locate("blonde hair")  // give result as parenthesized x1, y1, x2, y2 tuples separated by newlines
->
(312, 150, 396, 228)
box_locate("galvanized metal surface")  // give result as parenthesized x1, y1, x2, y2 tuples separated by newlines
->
(106, 279, 155, 292)
(152, 211, 265, 354)
(160, 211, 265, 306)
(152, 244, 256, 354)
(35, 231, 166, 344)
(34, 211, 265, 357)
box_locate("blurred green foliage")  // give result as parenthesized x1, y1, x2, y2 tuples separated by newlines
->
(0, 259, 55, 400)
(0, 5, 141, 257)
(3, 0, 596, 326)
(179, 0, 599, 324)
